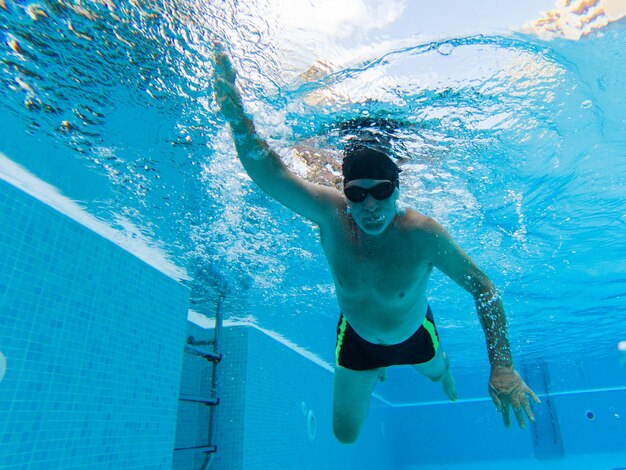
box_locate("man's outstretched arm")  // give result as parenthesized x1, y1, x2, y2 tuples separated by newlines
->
(426, 218, 541, 429)
(212, 51, 341, 225)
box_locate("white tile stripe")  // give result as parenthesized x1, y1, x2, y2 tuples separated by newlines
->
(0, 152, 189, 281)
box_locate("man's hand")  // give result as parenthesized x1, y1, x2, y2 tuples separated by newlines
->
(212, 47, 247, 125)
(488, 367, 540, 430)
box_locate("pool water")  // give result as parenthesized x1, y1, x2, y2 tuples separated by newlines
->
(1, 0, 625, 467)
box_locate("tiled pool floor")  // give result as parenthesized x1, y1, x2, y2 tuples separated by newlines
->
(404, 452, 626, 470)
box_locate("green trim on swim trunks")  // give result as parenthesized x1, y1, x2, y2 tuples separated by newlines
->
(422, 315, 439, 352)
(335, 316, 348, 364)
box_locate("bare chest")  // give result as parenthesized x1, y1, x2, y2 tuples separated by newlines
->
(320, 217, 432, 299)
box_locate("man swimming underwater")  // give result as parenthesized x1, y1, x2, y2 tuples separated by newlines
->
(213, 51, 540, 444)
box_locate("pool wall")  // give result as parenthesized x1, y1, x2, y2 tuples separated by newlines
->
(205, 322, 626, 469)
(205, 324, 393, 470)
(207, 322, 531, 470)
(392, 387, 626, 469)
(0, 179, 190, 468)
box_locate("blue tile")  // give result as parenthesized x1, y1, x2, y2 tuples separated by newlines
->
(0, 180, 189, 469)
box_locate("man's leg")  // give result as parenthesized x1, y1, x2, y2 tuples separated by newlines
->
(333, 365, 381, 444)
(413, 348, 458, 401)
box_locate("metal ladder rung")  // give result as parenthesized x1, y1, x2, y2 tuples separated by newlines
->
(179, 394, 219, 405)
(174, 444, 217, 454)
(184, 345, 222, 362)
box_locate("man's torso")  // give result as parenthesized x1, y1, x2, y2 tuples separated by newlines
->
(320, 206, 436, 345)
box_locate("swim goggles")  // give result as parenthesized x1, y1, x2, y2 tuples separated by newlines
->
(343, 180, 396, 203)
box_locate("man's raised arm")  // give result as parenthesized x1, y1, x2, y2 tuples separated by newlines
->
(212, 51, 341, 225)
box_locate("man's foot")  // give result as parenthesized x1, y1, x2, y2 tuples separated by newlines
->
(441, 371, 458, 402)
(439, 353, 458, 402)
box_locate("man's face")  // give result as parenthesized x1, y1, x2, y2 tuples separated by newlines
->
(344, 179, 399, 236)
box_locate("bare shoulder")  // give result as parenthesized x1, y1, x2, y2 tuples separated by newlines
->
(314, 184, 348, 226)
(314, 183, 345, 206)
(314, 184, 346, 215)
(397, 210, 454, 262)
(279, 173, 345, 226)
(399, 208, 445, 235)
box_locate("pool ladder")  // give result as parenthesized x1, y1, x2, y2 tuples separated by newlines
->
(174, 290, 225, 465)
(174, 342, 222, 455)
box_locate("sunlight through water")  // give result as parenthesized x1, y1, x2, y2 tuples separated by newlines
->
(1, 0, 625, 374)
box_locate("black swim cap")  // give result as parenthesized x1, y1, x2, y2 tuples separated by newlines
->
(342, 145, 401, 187)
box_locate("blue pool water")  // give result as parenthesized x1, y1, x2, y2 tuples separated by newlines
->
(1, 0, 625, 468)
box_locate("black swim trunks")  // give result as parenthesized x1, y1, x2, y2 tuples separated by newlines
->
(335, 306, 440, 371)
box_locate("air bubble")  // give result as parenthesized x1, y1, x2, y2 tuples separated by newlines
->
(581, 100, 592, 109)
(0, 351, 5, 383)
(437, 43, 454, 56)
(306, 409, 316, 442)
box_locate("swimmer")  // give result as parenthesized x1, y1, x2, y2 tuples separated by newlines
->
(213, 51, 540, 444)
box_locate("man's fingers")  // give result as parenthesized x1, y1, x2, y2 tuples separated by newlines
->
(522, 396, 535, 423)
(212, 40, 225, 54)
(501, 403, 511, 428)
(514, 404, 526, 429)
(489, 371, 540, 430)
(215, 53, 236, 81)
(214, 76, 235, 96)
(489, 386, 502, 411)
(527, 386, 542, 404)
(522, 385, 540, 422)
(213, 72, 245, 116)
(509, 394, 525, 429)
